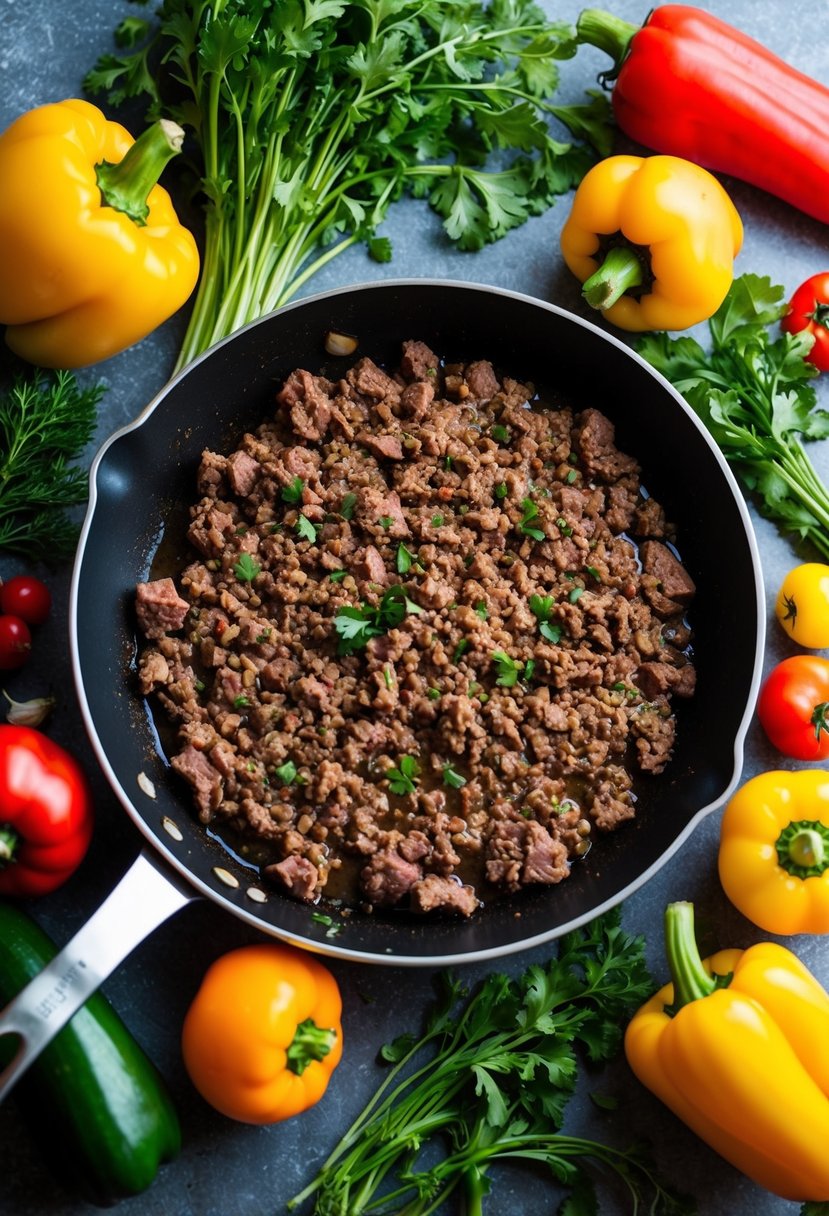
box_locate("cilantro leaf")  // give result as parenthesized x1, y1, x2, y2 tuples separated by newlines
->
(334, 584, 422, 653)
(281, 475, 304, 504)
(519, 497, 545, 542)
(492, 649, 521, 687)
(273, 760, 297, 786)
(442, 763, 467, 789)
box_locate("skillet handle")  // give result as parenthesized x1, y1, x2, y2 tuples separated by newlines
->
(0, 849, 196, 1104)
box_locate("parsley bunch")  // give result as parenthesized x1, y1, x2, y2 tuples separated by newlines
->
(85, 0, 611, 369)
(640, 274, 829, 559)
(334, 583, 423, 653)
(289, 908, 691, 1215)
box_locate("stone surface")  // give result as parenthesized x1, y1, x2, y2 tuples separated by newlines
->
(1, 2, 828, 1214)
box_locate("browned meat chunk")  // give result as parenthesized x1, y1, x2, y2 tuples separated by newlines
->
(266, 855, 320, 901)
(135, 578, 190, 639)
(410, 875, 479, 916)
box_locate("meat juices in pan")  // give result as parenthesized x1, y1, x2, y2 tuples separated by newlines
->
(135, 340, 696, 916)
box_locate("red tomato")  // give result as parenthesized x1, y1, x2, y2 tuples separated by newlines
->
(0, 575, 51, 626)
(758, 655, 829, 760)
(0, 615, 32, 670)
(781, 272, 829, 372)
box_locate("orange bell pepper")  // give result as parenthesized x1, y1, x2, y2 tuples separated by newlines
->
(625, 902, 829, 1202)
(181, 943, 342, 1124)
(718, 769, 829, 933)
(0, 98, 199, 368)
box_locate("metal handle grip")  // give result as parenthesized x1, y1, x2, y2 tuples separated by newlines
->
(0, 849, 196, 1103)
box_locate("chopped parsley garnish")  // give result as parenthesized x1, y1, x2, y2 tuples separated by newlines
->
(296, 513, 318, 542)
(281, 475, 304, 504)
(387, 754, 420, 796)
(334, 584, 423, 653)
(491, 424, 511, 444)
(556, 517, 573, 537)
(518, 498, 545, 542)
(431, 513, 444, 527)
(475, 601, 488, 620)
(453, 638, 470, 663)
(383, 667, 394, 689)
(233, 553, 261, 582)
(444, 454, 453, 470)
(397, 543, 414, 574)
(494, 482, 508, 500)
(524, 658, 536, 682)
(329, 569, 348, 582)
(273, 760, 297, 786)
(378, 515, 393, 530)
(569, 586, 585, 603)
(427, 687, 441, 700)
(566, 469, 578, 484)
(442, 763, 467, 790)
(585, 565, 601, 580)
(255, 628, 272, 642)
(233, 694, 250, 708)
(529, 594, 562, 644)
(340, 492, 357, 520)
(492, 650, 521, 687)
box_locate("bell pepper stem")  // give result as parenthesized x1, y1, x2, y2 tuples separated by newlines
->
(576, 9, 640, 73)
(776, 818, 829, 877)
(664, 902, 717, 1011)
(96, 119, 185, 228)
(582, 246, 644, 311)
(0, 826, 17, 866)
(808, 301, 829, 329)
(286, 1017, 336, 1076)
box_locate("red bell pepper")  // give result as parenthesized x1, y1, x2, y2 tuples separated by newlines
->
(0, 725, 93, 896)
(576, 5, 829, 226)
(782, 274, 829, 373)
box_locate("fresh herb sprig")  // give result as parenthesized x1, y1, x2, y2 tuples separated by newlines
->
(387, 754, 420, 796)
(335, 584, 422, 653)
(530, 593, 562, 643)
(0, 371, 103, 559)
(288, 908, 691, 1216)
(640, 274, 829, 559)
(86, 0, 611, 370)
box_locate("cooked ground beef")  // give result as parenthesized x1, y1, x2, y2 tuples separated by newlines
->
(135, 341, 696, 917)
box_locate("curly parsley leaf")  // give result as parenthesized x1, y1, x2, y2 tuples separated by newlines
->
(334, 583, 422, 653)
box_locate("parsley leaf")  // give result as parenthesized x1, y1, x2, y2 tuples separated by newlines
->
(519, 497, 546, 542)
(340, 492, 358, 520)
(640, 273, 829, 559)
(396, 543, 414, 574)
(334, 584, 422, 653)
(530, 594, 562, 643)
(273, 760, 297, 786)
(281, 476, 304, 504)
(492, 650, 522, 687)
(296, 513, 318, 543)
(387, 754, 420, 796)
(233, 552, 261, 582)
(442, 763, 467, 789)
(329, 569, 348, 582)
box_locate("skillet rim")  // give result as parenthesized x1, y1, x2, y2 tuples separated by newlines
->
(69, 278, 766, 966)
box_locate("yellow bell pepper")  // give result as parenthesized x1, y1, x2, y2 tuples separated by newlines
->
(625, 902, 829, 1202)
(559, 154, 743, 332)
(0, 98, 199, 368)
(718, 769, 829, 934)
(181, 943, 343, 1124)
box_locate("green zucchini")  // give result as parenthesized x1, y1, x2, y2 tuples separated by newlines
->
(0, 900, 181, 1206)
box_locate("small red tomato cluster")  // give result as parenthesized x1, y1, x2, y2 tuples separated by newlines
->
(0, 575, 52, 670)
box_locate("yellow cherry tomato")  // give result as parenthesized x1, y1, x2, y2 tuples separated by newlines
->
(776, 563, 829, 649)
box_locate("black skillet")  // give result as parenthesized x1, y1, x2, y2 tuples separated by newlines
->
(65, 280, 764, 966)
(0, 280, 765, 1097)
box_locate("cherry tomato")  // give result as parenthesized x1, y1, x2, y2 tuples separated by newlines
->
(0, 615, 32, 670)
(758, 655, 829, 760)
(781, 272, 829, 373)
(0, 575, 51, 626)
(776, 563, 829, 649)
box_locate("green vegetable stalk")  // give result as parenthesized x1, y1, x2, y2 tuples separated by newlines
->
(288, 909, 693, 1215)
(85, 0, 612, 370)
(639, 274, 829, 560)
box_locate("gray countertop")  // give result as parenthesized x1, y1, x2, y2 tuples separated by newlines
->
(1, 1, 828, 1213)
